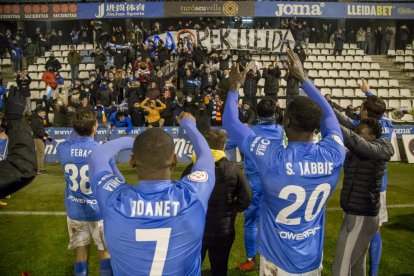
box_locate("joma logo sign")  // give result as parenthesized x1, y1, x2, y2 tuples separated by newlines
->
(275, 4, 323, 16)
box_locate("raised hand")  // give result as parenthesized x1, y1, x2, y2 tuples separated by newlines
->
(286, 48, 308, 82)
(5, 86, 25, 121)
(360, 78, 370, 93)
(179, 112, 196, 123)
(229, 63, 247, 91)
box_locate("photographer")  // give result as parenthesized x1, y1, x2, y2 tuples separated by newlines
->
(31, 106, 52, 175)
(0, 86, 37, 198)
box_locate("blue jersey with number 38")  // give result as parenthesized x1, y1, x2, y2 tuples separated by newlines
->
(242, 132, 345, 273)
(57, 134, 101, 221)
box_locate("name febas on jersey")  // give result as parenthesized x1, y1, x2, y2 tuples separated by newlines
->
(246, 134, 344, 273)
(57, 136, 101, 221)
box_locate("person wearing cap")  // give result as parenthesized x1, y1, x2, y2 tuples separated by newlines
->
(31, 106, 52, 175)
(44, 53, 62, 72)
(239, 99, 256, 125)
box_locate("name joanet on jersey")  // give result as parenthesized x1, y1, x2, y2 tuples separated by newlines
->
(285, 162, 334, 176)
(130, 200, 180, 217)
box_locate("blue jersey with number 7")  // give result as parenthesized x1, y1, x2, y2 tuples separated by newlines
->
(57, 134, 101, 221)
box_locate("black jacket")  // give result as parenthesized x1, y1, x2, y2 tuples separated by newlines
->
(31, 114, 47, 139)
(182, 158, 252, 239)
(339, 126, 394, 216)
(243, 73, 261, 98)
(263, 68, 281, 96)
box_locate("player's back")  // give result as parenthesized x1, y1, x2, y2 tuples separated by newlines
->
(100, 173, 211, 276)
(248, 134, 344, 273)
(58, 134, 100, 221)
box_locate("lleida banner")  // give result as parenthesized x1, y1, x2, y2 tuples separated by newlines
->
(164, 1, 254, 17)
(402, 134, 414, 163)
(255, 2, 414, 19)
(43, 127, 237, 163)
(77, 2, 163, 19)
(147, 29, 295, 52)
(0, 4, 77, 20)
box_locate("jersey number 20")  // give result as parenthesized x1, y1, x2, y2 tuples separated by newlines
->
(275, 183, 331, 225)
(64, 164, 92, 195)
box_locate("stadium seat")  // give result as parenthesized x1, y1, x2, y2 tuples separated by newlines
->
(387, 50, 396, 56)
(389, 79, 399, 87)
(371, 63, 381, 70)
(388, 89, 398, 97)
(342, 63, 352, 70)
(318, 70, 328, 78)
(349, 70, 359, 79)
(51, 45, 60, 51)
(53, 51, 62, 57)
(28, 65, 37, 72)
(79, 71, 90, 79)
(343, 89, 354, 97)
(304, 61, 312, 69)
(308, 70, 318, 78)
(2, 59, 11, 65)
(360, 71, 369, 79)
(60, 72, 69, 79)
(37, 57, 46, 64)
(7, 82, 17, 89)
(401, 114, 414, 122)
(380, 71, 389, 78)
(62, 51, 69, 58)
(345, 56, 354, 62)
(308, 43, 316, 49)
(339, 70, 349, 78)
(327, 56, 335, 62)
(76, 44, 85, 51)
(325, 43, 333, 49)
(329, 70, 339, 78)
(312, 49, 321, 55)
(318, 56, 327, 62)
(353, 99, 363, 107)
(346, 79, 358, 88)
(378, 79, 388, 87)
(363, 56, 372, 62)
(336, 79, 346, 87)
(332, 63, 342, 70)
(321, 49, 330, 55)
(400, 89, 411, 97)
(239, 88, 244, 97)
(347, 49, 356, 56)
(388, 99, 400, 109)
(29, 73, 38, 80)
(85, 64, 95, 71)
(369, 71, 380, 78)
(85, 44, 94, 51)
(322, 63, 332, 70)
(404, 56, 414, 62)
(404, 63, 414, 71)
(314, 79, 325, 87)
(394, 56, 404, 63)
(340, 99, 352, 107)
(325, 79, 336, 87)
(332, 88, 343, 97)
(278, 88, 285, 96)
(336, 56, 345, 62)
(258, 79, 265, 87)
(368, 79, 378, 88)
(321, 88, 331, 95)
(279, 99, 286, 109)
(351, 63, 361, 70)
(60, 45, 69, 51)
(79, 64, 86, 71)
(308, 56, 317, 62)
(377, 89, 388, 97)
(317, 43, 324, 49)
(355, 49, 364, 55)
(401, 99, 412, 108)
(313, 62, 323, 70)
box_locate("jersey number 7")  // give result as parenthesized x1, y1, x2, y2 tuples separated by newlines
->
(136, 228, 172, 276)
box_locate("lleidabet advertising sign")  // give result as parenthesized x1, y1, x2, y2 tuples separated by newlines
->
(77, 2, 163, 19)
(255, 1, 414, 19)
(147, 29, 295, 52)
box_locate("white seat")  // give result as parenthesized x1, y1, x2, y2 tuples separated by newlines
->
(346, 79, 358, 88)
(325, 43, 333, 49)
(325, 79, 336, 87)
(404, 63, 414, 71)
(368, 79, 378, 88)
(60, 71, 69, 79)
(84, 44, 94, 51)
(336, 56, 345, 62)
(353, 99, 363, 107)
(321, 88, 331, 95)
(350, 43, 358, 49)
(394, 56, 404, 63)
(356, 49, 364, 55)
(281, 79, 287, 87)
(363, 56, 372, 62)
(339, 70, 349, 78)
(345, 56, 354, 62)
(258, 79, 265, 87)
(29, 73, 38, 80)
(360, 71, 370, 79)
(308, 43, 316, 49)
(312, 49, 321, 55)
(388, 99, 400, 109)
(31, 91, 40, 99)
(340, 99, 352, 107)
(308, 70, 318, 78)
(401, 114, 414, 122)
(36, 57, 46, 65)
(332, 63, 342, 70)
(389, 89, 400, 97)
(85, 64, 95, 71)
(351, 63, 361, 70)
(332, 88, 343, 97)
(76, 44, 85, 51)
(369, 71, 380, 78)
(380, 71, 389, 78)
(389, 79, 399, 87)
(317, 43, 324, 49)
(313, 62, 323, 69)
(308, 56, 318, 62)
(342, 63, 352, 70)
(279, 99, 286, 109)
(327, 56, 335, 62)
(27, 65, 37, 72)
(343, 89, 354, 97)
(336, 79, 346, 87)
(371, 63, 381, 70)
(79, 64, 86, 71)
(349, 70, 359, 79)
(239, 88, 244, 97)
(378, 79, 388, 87)
(2, 59, 11, 65)
(51, 45, 60, 51)
(30, 81, 39, 89)
(404, 56, 414, 62)
(7, 81, 17, 89)
(400, 89, 411, 97)
(401, 99, 412, 108)
(304, 61, 312, 69)
(62, 51, 69, 57)
(60, 45, 69, 51)
(387, 50, 396, 56)
(377, 89, 388, 97)
(347, 49, 356, 56)
(329, 70, 339, 78)
(53, 51, 62, 57)
(322, 63, 332, 70)
(321, 49, 330, 55)
(317, 56, 327, 62)
(79, 71, 90, 79)
(319, 70, 329, 78)
(314, 79, 325, 87)
(405, 49, 413, 55)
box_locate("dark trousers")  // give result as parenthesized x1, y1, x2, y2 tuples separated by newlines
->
(333, 48, 343, 56)
(201, 232, 235, 276)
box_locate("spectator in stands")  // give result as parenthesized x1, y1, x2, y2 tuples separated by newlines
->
(35, 28, 46, 57)
(325, 94, 344, 112)
(41, 67, 57, 89)
(140, 97, 166, 127)
(49, 97, 68, 127)
(347, 29, 357, 44)
(381, 27, 393, 54)
(182, 129, 252, 276)
(70, 28, 81, 45)
(284, 61, 299, 105)
(67, 46, 82, 86)
(365, 27, 374, 55)
(263, 61, 281, 101)
(183, 69, 199, 96)
(293, 23, 305, 48)
(109, 111, 133, 134)
(24, 38, 37, 67)
(303, 21, 311, 53)
(136, 62, 151, 94)
(375, 27, 383, 55)
(16, 71, 32, 112)
(96, 79, 113, 107)
(398, 25, 410, 50)
(218, 69, 230, 103)
(45, 53, 62, 72)
(0, 32, 8, 59)
(172, 96, 185, 126)
(129, 101, 146, 127)
(309, 27, 319, 44)
(11, 40, 23, 73)
(111, 48, 127, 70)
(90, 47, 107, 77)
(211, 94, 223, 126)
(31, 106, 52, 175)
(239, 99, 256, 125)
(356, 27, 366, 52)
(333, 30, 345, 56)
(201, 67, 217, 92)
(320, 24, 330, 43)
(243, 67, 261, 111)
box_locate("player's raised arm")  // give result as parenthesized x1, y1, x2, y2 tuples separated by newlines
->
(286, 48, 342, 139)
(180, 112, 214, 175)
(222, 63, 256, 149)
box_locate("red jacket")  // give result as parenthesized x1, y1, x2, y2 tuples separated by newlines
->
(41, 71, 57, 89)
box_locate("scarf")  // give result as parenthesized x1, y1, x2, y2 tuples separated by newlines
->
(256, 116, 276, 125)
(211, 101, 222, 123)
(191, 149, 226, 163)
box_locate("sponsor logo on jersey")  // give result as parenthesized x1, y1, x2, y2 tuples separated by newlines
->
(277, 225, 321, 240)
(188, 171, 208, 182)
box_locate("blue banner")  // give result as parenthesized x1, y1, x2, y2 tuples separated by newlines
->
(255, 2, 414, 19)
(77, 2, 163, 19)
(43, 127, 237, 163)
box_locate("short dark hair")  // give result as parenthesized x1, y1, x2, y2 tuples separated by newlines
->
(203, 129, 227, 150)
(133, 128, 175, 169)
(257, 96, 276, 118)
(285, 96, 322, 132)
(116, 111, 127, 119)
(362, 95, 386, 120)
(72, 108, 97, 136)
(359, 118, 382, 139)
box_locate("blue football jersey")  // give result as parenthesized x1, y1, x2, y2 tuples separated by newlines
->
(0, 137, 8, 161)
(57, 134, 101, 221)
(95, 170, 215, 276)
(241, 132, 345, 273)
